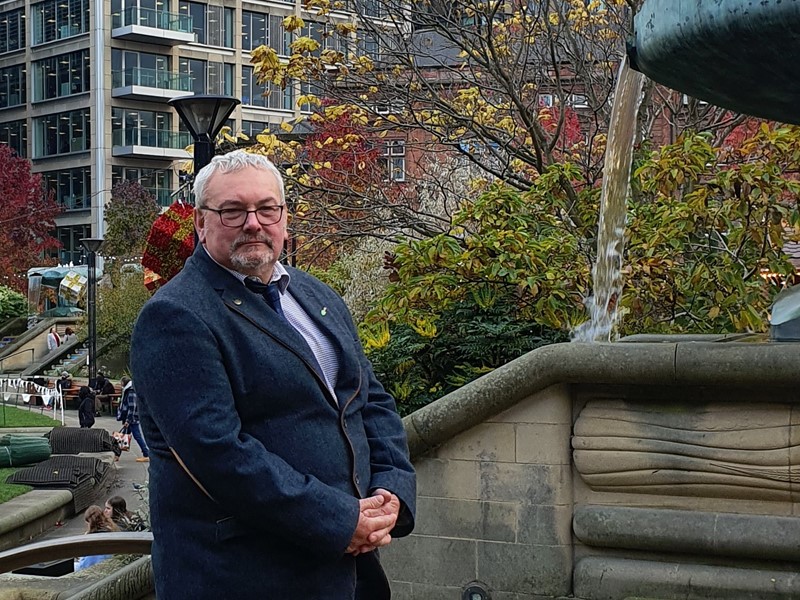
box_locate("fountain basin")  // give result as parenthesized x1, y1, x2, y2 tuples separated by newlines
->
(630, 0, 800, 124)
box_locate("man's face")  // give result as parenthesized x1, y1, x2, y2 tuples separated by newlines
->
(195, 166, 288, 281)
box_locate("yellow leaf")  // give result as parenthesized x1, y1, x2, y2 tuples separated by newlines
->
(282, 15, 305, 32)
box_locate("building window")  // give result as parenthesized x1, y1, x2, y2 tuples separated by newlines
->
(112, 166, 173, 207)
(32, 0, 90, 46)
(111, 49, 172, 88)
(32, 50, 90, 102)
(0, 120, 27, 157)
(179, 57, 232, 95)
(269, 13, 292, 56)
(111, 108, 172, 146)
(0, 9, 25, 54)
(41, 167, 90, 211)
(0, 64, 25, 108)
(178, 1, 232, 47)
(241, 120, 271, 137)
(242, 11, 266, 51)
(241, 11, 292, 55)
(242, 66, 293, 110)
(358, 33, 380, 62)
(33, 109, 90, 158)
(349, 0, 385, 18)
(56, 224, 91, 265)
(381, 140, 405, 182)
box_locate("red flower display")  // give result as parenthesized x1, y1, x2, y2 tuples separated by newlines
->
(141, 201, 195, 287)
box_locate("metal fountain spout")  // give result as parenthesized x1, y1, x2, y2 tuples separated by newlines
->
(628, 0, 800, 125)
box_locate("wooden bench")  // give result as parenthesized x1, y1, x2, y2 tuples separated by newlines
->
(60, 383, 122, 413)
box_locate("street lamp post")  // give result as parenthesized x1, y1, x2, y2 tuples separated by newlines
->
(79, 237, 103, 387)
(168, 94, 241, 177)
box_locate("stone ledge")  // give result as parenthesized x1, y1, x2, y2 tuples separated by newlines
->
(574, 505, 800, 562)
(574, 556, 800, 600)
(404, 341, 800, 459)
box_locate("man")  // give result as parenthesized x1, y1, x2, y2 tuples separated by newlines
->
(56, 371, 72, 394)
(92, 371, 114, 415)
(117, 376, 149, 463)
(131, 150, 416, 599)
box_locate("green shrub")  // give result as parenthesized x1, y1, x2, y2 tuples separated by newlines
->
(0, 286, 26, 323)
(367, 299, 568, 416)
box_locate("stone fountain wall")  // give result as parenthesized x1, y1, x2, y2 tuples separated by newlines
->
(383, 340, 800, 600)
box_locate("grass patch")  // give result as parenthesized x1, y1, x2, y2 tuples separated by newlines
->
(0, 468, 32, 503)
(0, 404, 60, 428)
(0, 406, 58, 503)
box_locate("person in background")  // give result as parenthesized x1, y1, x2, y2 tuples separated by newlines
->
(77, 386, 95, 429)
(62, 326, 76, 344)
(74, 505, 118, 571)
(56, 371, 72, 394)
(104, 495, 146, 531)
(131, 150, 415, 599)
(46, 327, 60, 352)
(93, 371, 116, 416)
(118, 376, 149, 463)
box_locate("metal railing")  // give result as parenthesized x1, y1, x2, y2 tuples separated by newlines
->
(112, 128, 192, 149)
(112, 6, 193, 33)
(112, 67, 193, 92)
(0, 532, 152, 574)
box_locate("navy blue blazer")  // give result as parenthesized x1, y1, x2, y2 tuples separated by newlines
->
(131, 247, 416, 599)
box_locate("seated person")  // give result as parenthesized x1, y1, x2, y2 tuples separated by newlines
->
(56, 371, 72, 394)
(92, 372, 116, 415)
(74, 505, 118, 571)
(104, 495, 147, 531)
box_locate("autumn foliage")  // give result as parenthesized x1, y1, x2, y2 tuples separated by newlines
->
(0, 145, 61, 292)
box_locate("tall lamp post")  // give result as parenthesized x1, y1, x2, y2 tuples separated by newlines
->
(168, 94, 241, 177)
(79, 237, 104, 387)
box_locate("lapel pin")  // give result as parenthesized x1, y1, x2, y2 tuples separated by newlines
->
(321, 307, 327, 316)
(234, 299, 242, 305)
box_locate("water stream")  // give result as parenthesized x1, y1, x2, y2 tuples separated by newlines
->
(572, 56, 646, 342)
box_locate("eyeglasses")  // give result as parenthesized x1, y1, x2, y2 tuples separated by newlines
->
(202, 205, 285, 228)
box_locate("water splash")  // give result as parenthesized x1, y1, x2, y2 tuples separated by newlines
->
(573, 56, 646, 342)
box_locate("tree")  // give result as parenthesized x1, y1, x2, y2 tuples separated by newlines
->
(98, 181, 160, 350)
(247, 1, 761, 249)
(103, 181, 161, 260)
(0, 145, 61, 291)
(0, 286, 27, 323)
(97, 268, 153, 343)
(361, 124, 800, 348)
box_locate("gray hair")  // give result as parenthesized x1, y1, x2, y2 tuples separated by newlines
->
(193, 150, 285, 209)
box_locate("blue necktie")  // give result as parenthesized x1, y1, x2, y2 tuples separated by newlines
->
(244, 278, 286, 319)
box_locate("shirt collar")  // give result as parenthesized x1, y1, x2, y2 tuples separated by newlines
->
(202, 246, 290, 294)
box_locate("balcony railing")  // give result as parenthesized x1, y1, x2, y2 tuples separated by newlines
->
(112, 67, 193, 92)
(112, 7, 192, 33)
(112, 128, 191, 149)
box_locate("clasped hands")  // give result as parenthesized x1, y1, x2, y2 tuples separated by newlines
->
(346, 488, 400, 556)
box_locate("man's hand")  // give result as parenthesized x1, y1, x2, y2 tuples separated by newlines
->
(346, 489, 401, 556)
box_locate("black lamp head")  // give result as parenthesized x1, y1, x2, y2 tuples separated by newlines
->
(169, 95, 241, 142)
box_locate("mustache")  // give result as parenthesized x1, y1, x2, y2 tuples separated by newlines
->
(231, 234, 274, 251)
